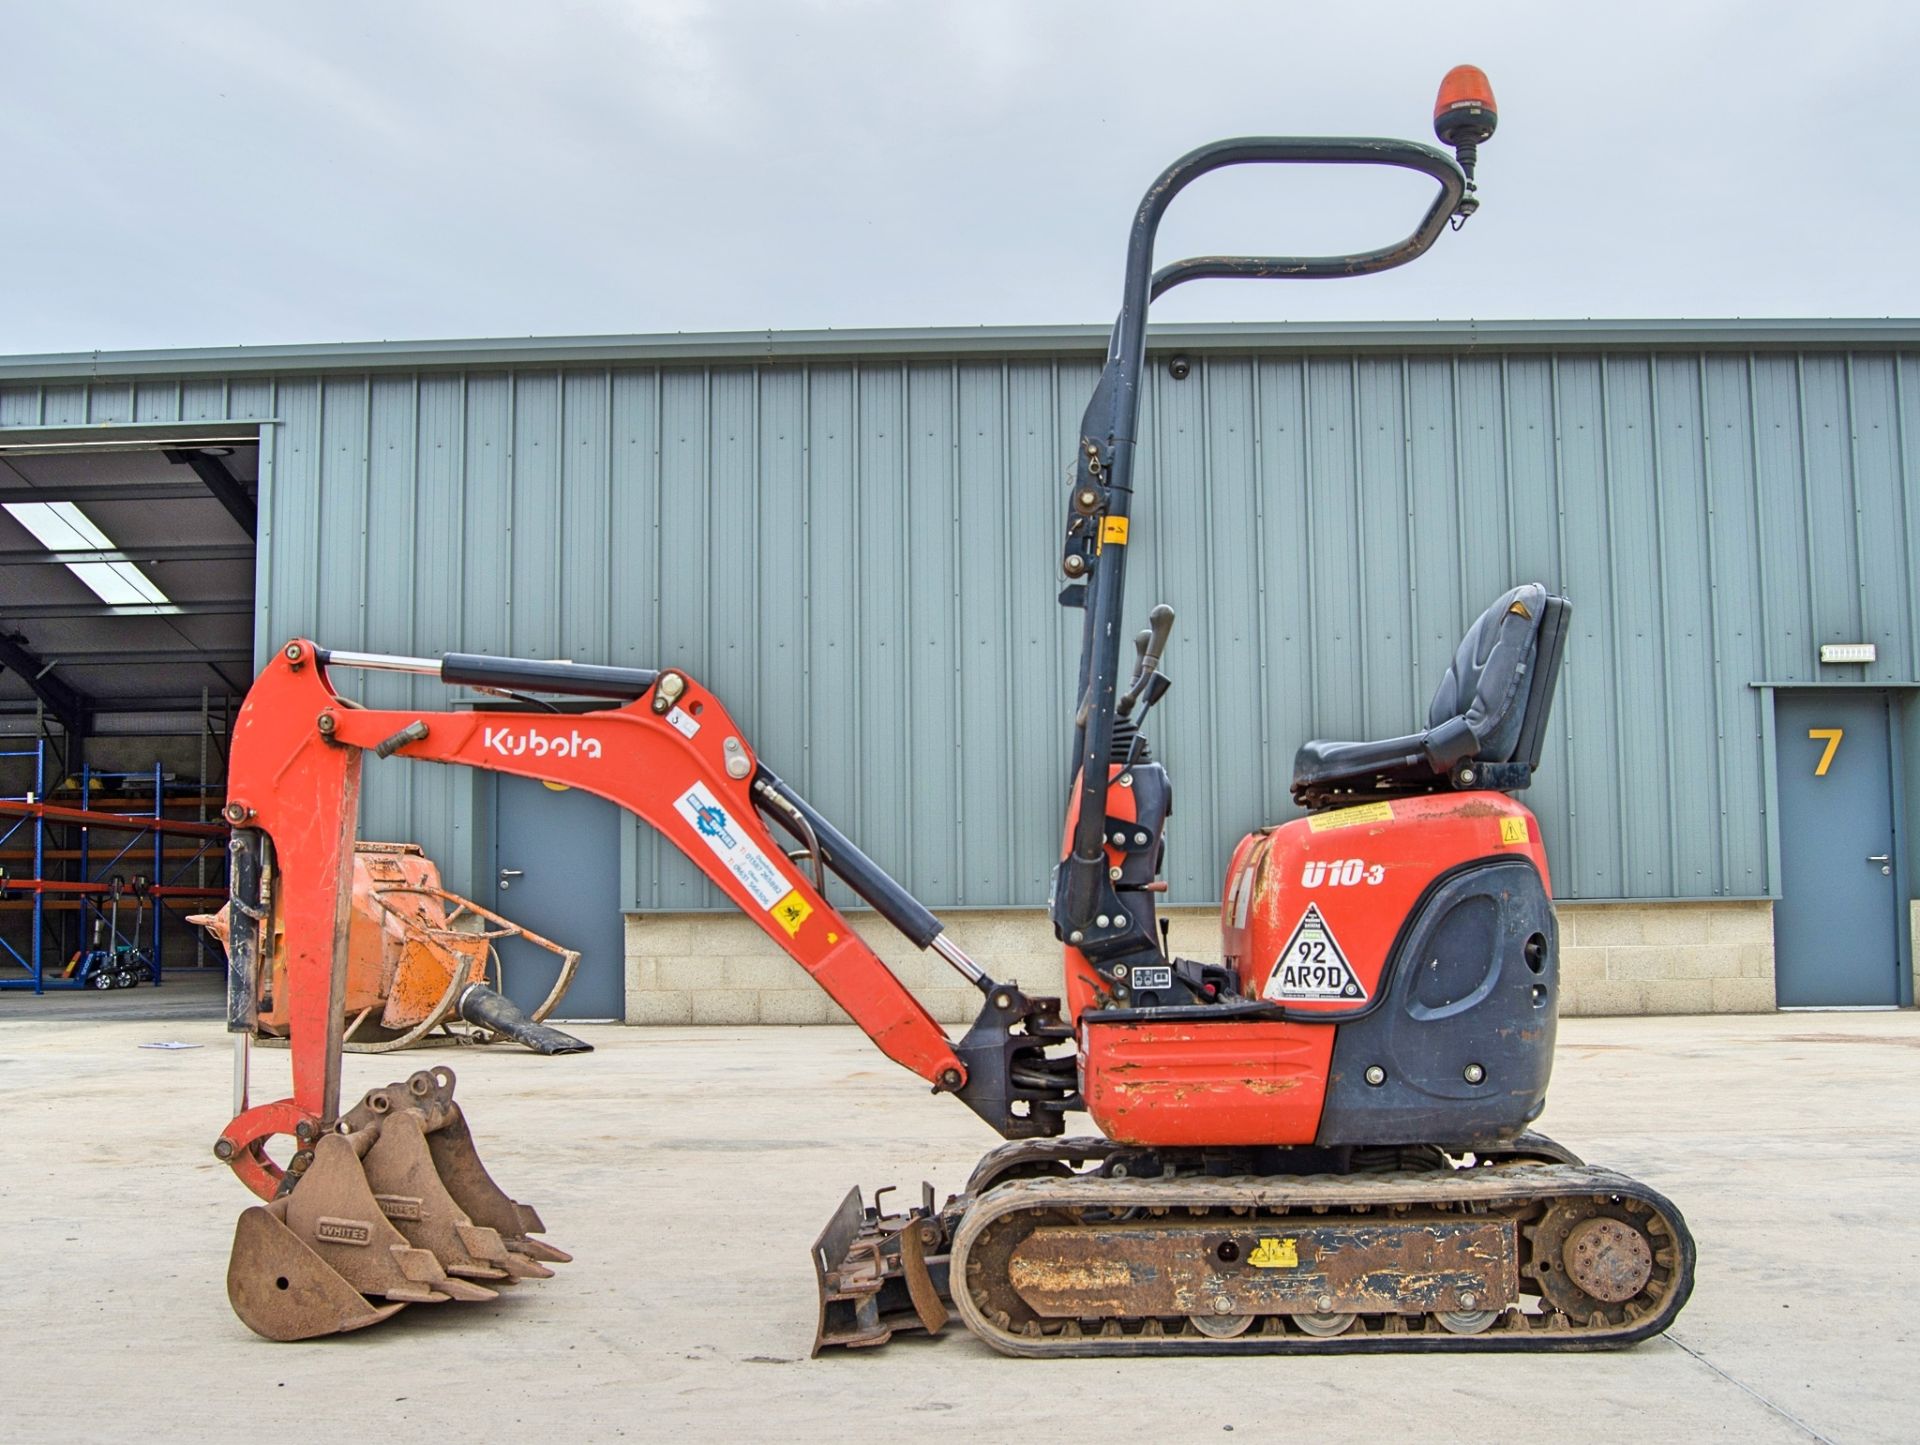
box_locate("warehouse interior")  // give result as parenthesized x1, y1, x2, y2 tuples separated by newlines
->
(0, 433, 258, 990)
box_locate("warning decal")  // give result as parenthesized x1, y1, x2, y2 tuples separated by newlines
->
(674, 782, 790, 911)
(772, 889, 813, 937)
(1263, 903, 1367, 1003)
(1307, 800, 1394, 833)
(1499, 815, 1529, 845)
(1248, 1237, 1299, 1269)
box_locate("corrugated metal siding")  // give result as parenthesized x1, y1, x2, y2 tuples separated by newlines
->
(6, 342, 1919, 908)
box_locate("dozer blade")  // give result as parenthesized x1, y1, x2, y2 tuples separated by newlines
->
(228, 1202, 407, 1341)
(811, 1184, 952, 1355)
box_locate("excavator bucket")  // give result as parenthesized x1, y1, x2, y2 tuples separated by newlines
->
(226, 1067, 565, 1341)
(227, 1204, 407, 1341)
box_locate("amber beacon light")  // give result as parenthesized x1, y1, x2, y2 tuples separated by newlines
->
(1433, 64, 1497, 215)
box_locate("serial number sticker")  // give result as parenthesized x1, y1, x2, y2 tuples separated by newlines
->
(773, 889, 813, 937)
(1263, 903, 1367, 1003)
(674, 782, 790, 911)
(1131, 965, 1172, 990)
(1249, 1237, 1299, 1268)
(1499, 815, 1529, 845)
(666, 705, 701, 739)
(1307, 801, 1394, 833)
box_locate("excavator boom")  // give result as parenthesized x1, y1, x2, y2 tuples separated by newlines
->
(221, 641, 979, 1145)
(213, 640, 1057, 1337)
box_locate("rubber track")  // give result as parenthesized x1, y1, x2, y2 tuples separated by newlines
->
(948, 1163, 1695, 1357)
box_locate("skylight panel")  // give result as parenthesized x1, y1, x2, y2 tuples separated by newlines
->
(4, 500, 173, 607)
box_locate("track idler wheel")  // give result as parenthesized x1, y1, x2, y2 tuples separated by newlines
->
(224, 1068, 567, 1341)
(1527, 1197, 1665, 1326)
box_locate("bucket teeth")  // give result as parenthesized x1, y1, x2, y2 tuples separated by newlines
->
(511, 1237, 573, 1265)
(226, 1066, 567, 1340)
(421, 1089, 566, 1261)
(360, 1109, 515, 1283)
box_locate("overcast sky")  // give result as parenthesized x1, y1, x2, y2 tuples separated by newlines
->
(4, 1, 1917, 355)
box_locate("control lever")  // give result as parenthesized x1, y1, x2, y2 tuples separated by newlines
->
(1117, 604, 1175, 719)
(1128, 628, 1152, 685)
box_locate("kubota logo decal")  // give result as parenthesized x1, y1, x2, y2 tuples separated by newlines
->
(482, 725, 603, 760)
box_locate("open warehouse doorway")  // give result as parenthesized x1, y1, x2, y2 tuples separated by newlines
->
(0, 430, 258, 992)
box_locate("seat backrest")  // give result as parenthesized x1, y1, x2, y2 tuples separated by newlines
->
(1510, 594, 1571, 771)
(1425, 583, 1550, 764)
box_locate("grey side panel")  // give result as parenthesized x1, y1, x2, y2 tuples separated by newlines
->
(1317, 860, 1557, 1149)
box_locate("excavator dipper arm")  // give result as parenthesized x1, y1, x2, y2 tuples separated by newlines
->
(217, 640, 981, 1198)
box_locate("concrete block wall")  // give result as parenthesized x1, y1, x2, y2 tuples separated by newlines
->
(625, 908, 1219, 1026)
(626, 900, 1779, 1024)
(1555, 901, 1775, 1016)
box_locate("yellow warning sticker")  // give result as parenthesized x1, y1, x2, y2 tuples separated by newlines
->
(1100, 515, 1130, 545)
(1307, 801, 1394, 833)
(1249, 1237, 1299, 1269)
(1499, 816, 1530, 845)
(773, 889, 813, 936)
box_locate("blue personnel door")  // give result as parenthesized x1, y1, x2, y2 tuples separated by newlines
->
(1773, 691, 1902, 1008)
(490, 775, 626, 1020)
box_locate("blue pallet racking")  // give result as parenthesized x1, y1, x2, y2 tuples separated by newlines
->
(0, 739, 227, 993)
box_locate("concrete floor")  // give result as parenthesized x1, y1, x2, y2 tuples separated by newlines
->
(3, 999, 1914, 1444)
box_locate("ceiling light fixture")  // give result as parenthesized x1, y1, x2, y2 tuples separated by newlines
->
(3, 501, 175, 608)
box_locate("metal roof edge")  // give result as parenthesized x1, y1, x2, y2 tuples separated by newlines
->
(3, 318, 1917, 382)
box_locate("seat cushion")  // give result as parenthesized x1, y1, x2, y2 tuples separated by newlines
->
(1291, 732, 1432, 788)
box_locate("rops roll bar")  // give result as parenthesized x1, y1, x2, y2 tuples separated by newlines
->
(1052, 71, 1496, 959)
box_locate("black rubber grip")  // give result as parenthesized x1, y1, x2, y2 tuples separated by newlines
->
(441, 653, 659, 700)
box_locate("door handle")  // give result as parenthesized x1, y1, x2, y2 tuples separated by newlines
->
(499, 868, 525, 889)
(1868, 854, 1892, 875)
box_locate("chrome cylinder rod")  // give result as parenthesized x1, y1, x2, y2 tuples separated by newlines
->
(232, 1032, 250, 1116)
(930, 932, 989, 988)
(315, 649, 443, 676)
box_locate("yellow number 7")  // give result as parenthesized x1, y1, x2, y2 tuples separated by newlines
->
(1809, 728, 1843, 777)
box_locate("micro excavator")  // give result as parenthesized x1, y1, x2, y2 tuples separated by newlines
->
(215, 67, 1696, 1352)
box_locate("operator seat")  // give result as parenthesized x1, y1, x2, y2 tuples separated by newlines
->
(1291, 583, 1570, 810)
